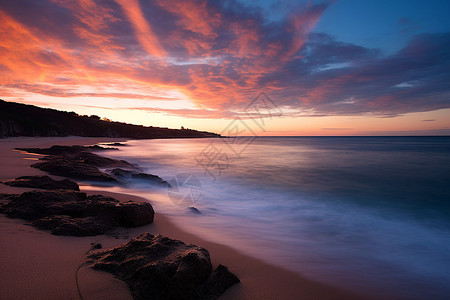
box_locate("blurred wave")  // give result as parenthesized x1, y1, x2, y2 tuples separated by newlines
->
(98, 136, 450, 299)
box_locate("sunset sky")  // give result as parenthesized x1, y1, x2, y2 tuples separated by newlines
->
(1, 0, 449, 135)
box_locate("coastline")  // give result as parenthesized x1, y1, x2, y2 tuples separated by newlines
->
(0, 136, 366, 299)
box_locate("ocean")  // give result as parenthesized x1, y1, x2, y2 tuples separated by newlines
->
(88, 136, 450, 299)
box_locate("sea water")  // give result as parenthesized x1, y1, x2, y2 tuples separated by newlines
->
(93, 136, 450, 299)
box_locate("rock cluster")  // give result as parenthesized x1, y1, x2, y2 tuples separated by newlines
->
(88, 233, 240, 300)
(18, 145, 170, 186)
(0, 143, 239, 299)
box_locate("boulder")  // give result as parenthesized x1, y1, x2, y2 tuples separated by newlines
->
(0, 190, 88, 220)
(88, 233, 239, 300)
(0, 191, 155, 236)
(2, 175, 79, 191)
(113, 201, 155, 227)
(33, 215, 111, 236)
(197, 264, 240, 299)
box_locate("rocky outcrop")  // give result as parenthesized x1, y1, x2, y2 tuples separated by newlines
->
(0, 190, 154, 236)
(17, 146, 171, 188)
(88, 233, 239, 300)
(2, 175, 80, 191)
(31, 157, 119, 182)
(18, 145, 136, 182)
(111, 168, 170, 187)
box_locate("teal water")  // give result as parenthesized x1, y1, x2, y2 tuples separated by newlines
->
(98, 136, 450, 299)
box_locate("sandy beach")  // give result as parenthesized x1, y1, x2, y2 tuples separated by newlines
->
(0, 136, 366, 300)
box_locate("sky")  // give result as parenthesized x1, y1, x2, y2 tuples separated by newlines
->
(0, 0, 449, 135)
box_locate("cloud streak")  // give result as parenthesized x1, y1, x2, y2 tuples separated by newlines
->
(0, 0, 449, 122)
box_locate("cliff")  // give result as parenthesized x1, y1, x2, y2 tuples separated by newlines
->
(0, 99, 219, 139)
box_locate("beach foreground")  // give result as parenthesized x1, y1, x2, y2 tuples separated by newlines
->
(0, 137, 365, 299)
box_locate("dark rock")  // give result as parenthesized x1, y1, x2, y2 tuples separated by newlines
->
(86, 145, 119, 151)
(88, 233, 238, 300)
(0, 190, 154, 236)
(18, 145, 136, 182)
(91, 243, 103, 250)
(113, 201, 155, 227)
(198, 264, 240, 299)
(131, 172, 170, 187)
(2, 175, 80, 191)
(0, 193, 17, 208)
(33, 215, 111, 236)
(85, 194, 120, 216)
(32, 157, 117, 182)
(188, 207, 201, 214)
(32, 158, 117, 182)
(17, 145, 170, 191)
(17, 145, 86, 155)
(0, 190, 88, 220)
(36, 150, 134, 168)
(110, 168, 171, 187)
(26, 147, 137, 182)
(110, 168, 134, 178)
(85, 195, 154, 227)
(17, 145, 117, 155)
(103, 143, 128, 147)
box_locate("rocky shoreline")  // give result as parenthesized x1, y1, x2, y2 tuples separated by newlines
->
(16, 145, 170, 186)
(0, 144, 239, 299)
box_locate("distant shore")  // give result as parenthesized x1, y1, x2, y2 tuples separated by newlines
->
(0, 136, 365, 299)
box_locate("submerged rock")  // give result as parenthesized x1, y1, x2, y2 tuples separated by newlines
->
(2, 175, 79, 191)
(88, 233, 239, 300)
(0, 190, 154, 236)
(188, 206, 201, 214)
(102, 142, 128, 147)
(110, 168, 134, 178)
(131, 172, 170, 186)
(110, 168, 171, 187)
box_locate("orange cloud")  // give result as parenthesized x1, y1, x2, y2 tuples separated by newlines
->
(0, 1, 355, 122)
(0, 10, 68, 83)
(158, 0, 219, 37)
(114, 0, 166, 58)
(284, 3, 327, 60)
